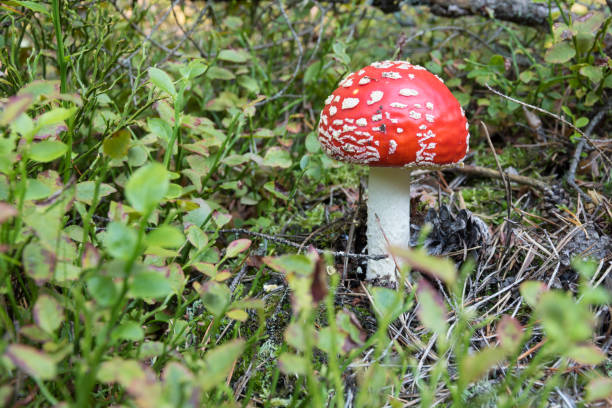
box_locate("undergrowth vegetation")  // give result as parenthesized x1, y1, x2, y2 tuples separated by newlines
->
(0, 0, 611, 406)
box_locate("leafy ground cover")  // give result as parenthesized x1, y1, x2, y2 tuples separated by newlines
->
(0, 0, 611, 406)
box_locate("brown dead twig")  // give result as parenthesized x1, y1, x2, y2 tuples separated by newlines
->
(448, 164, 553, 193)
(480, 121, 514, 247)
(216, 228, 387, 260)
(403, 0, 558, 27)
(565, 99, 612, 202)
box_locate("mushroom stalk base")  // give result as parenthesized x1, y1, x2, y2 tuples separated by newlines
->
(366, 167, 412, 283)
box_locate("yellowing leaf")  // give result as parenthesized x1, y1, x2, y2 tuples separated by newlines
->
(226, 239, 251, 258)
(390, 246, 457, 285)
(226, 309, 248, 321)
(5, 344, 57, 380)
(103, 129, 131, 159)
(545, 41, 576, 64)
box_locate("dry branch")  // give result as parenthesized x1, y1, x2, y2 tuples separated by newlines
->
(449, 165, 552, 192)
(404, 0, 556, 27)
(329, 0, 559, 26)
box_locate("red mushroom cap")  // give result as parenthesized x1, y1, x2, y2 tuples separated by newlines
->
(317, 60, 469, 167)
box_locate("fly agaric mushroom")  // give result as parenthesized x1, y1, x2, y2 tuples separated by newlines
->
(317, 60, 469, 284)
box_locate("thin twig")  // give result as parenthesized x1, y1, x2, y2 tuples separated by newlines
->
(565, 99, 612, 202)
(304, 1, 328, 66)
(485, 84, 611, 167)
(216, 228, 387, 260)
(448, 165, 553, 192)
(169, 3, 208, 58)
(480, 120, 512, 223)
(110, 0, 182, 61)
(255, 0, 304, 106)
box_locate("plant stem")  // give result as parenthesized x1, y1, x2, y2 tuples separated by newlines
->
(75, 213, 149, 406)
(52, 0, 67, 94)
(325, 274, 345, 408)
(52, 0, 74, 182)
(163, 96, 182, 170)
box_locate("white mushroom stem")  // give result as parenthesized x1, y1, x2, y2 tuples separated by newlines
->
(366, 167, 412, 283)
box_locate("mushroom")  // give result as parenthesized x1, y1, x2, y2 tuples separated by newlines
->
(317, 60, 469, 284)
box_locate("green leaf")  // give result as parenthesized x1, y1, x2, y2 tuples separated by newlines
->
(186, 225, 208, 249)
(5, 344, 56, 380)
(75, 181, 116, 205)
(198, 281, 231, 316)
(371, 286, 404, 322)
(317, 326, 346, 355)
(111, 321, 144, 342)
(537, 291, 595, 345)
(579, 286, 611, 305)
(199, 340, 245, 391)
(278, 352, 308, 375)
(149, 67, 176, 98)
(130, 268, 173, 299)
(331, 41, 350, 65)
(305, 132, 320, 153)
(575, 117, 589, 128)
(179, 60, 207, 80)
(459, 347, 505, 387)
(0, 95, 34, 126)
(263, 254, 314, 276)
(146, 225, 185, 249)
(544, 42, 576, 64)
(519, 70, 535, 83)
(33, 294, 64, 333)
(390, 247, 457, 285)
(165, 183, 182, 199)
(566, 344, 605, 365)
(572, 257, 598, 279)
(487, 55, 505, 73)
(424, 60, 442, 75)
(579, 66, 603, 84)
(28, 140, 67, 163)
(0, 202, 17, 224)
(103, 222, 138, 261)
(22, 242, 55, 285)
(284, 323, 307, 352)
(226, 239, 251, 258)
(574, 11, 605, 34)
(206, 66, 235, 81)
(10, 1, 50, 16)
(218, 49, 250, 63)
(103, 129, 131, 159)
(496, 315, 523, 353)
(125, 162, 169, 213)
(18, 80, 59, 99)
(86, 275, 118, 307)
(226, 309, 248, 321)
(147, 118, 172, 142)
(304, 61, 322, 85)
(263, 181, 288, 200)
(10, 112, 33, 138)
(97, 358, 145, 387)
(37, 107, 74, 127)
(221, 154, 249, 166)
(416, 279, 448, 337)
(586, 377, 612, 402)
(263, 147, 292, 168)
(24, 178, 51, 200)
(519, 281, 547, 308)
(237, 76, 260, 94)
